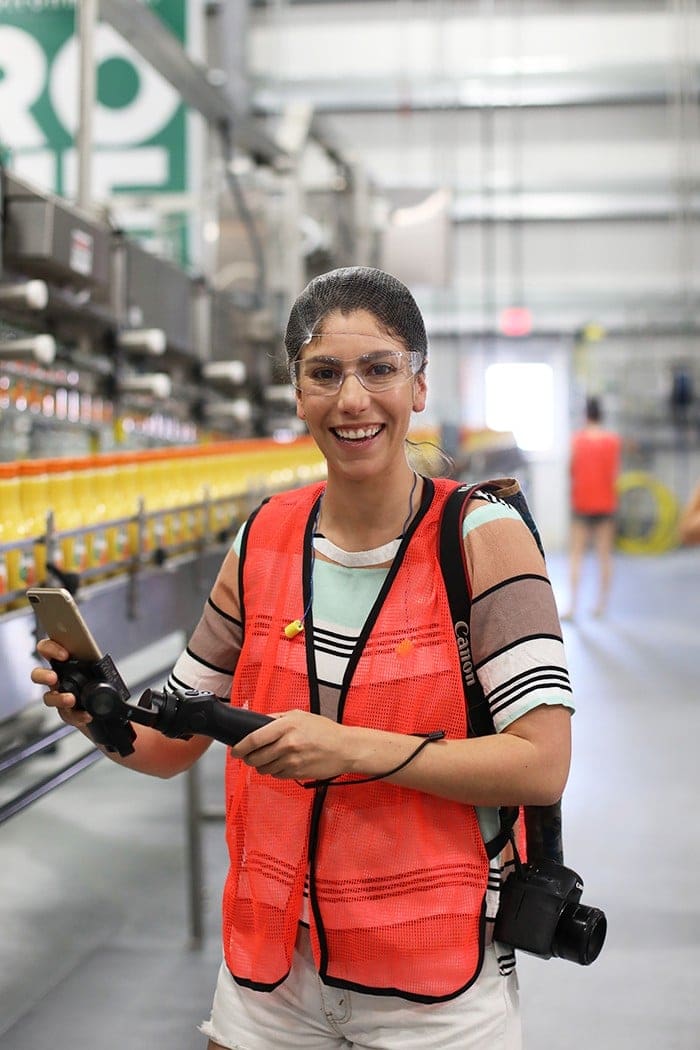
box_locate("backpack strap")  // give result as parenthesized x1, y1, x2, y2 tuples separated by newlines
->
(438, 478, 563, 865)
(440, 482, 519, 858)
(439, 483, 495, 738)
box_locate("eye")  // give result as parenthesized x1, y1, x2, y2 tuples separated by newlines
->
(364, 356, 400, 379)
(309, 363, 341, 384)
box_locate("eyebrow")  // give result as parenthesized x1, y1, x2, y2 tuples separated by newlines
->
(302, 350, 398, 365)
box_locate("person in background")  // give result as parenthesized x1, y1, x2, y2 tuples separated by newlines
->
(32, 266, 573, 1050)
(564, 395, 622, 620)
(678, 482, 700, 545)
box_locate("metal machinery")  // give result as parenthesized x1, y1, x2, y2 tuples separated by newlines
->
(0, 168, 272, 442)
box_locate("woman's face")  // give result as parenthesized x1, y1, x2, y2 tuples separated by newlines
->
(294, 308, 426, 484)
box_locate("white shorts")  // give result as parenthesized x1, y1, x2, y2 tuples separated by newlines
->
(199, 925, 521, 1050)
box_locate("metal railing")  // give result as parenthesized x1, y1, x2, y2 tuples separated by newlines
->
(0, 488, 253, 609)
(0, 723, 101, 826)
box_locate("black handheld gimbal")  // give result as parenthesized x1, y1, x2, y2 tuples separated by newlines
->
(51, 654, 272, 756)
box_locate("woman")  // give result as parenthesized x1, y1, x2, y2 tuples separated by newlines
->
(33, 266, 573, 1050)
(565, 396, 622, 620)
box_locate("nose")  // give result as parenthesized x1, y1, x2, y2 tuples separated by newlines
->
(336, 370, 370, 411)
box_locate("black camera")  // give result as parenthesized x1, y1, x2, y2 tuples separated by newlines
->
(494, 859, 607, 966)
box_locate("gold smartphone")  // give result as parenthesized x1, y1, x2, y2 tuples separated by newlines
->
(27, 587, 103, 661)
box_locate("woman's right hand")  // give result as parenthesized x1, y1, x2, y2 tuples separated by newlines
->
(31, 638, 93, 731)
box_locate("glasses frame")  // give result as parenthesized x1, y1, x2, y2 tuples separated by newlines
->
(289, 348, 424, 397)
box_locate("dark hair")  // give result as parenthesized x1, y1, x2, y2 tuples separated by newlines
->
(586, 396, 602, 423)
(284, 266, 428, 362)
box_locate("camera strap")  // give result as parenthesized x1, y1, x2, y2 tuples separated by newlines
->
(438, 479, 561, 863)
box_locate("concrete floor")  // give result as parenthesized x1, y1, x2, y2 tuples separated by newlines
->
(0, 550, 698, 1049)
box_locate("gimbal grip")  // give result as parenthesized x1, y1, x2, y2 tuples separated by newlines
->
(205, 702, 273, 747)
(50, 656, 136, 757)
(168, 693, 273, 747)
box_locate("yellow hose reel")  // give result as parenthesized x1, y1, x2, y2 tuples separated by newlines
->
(616, 471, 679, 554)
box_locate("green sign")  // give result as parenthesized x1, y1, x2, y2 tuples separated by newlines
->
(0, 0, 190, 261)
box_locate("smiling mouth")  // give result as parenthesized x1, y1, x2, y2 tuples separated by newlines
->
(331, 425, 385, 442)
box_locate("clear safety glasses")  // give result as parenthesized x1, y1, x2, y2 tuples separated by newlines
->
(290, 348, 423, 397)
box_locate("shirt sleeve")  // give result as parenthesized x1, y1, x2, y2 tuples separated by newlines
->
(168, 542, 243, 700)
(463, 495, 573, 732)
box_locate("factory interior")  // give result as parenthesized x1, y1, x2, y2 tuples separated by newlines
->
(0, 1, 698, 1048)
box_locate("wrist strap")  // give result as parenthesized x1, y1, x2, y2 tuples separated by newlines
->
(299, 730, 446, 790)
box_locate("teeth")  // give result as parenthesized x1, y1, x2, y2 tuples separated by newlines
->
(335, 426, 381, 440)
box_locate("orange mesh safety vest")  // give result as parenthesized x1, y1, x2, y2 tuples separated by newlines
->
(222, 478, 489, 1002)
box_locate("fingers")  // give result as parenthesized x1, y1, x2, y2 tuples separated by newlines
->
(31, 640, 91, 728)
(31, 665, 58, 689)
(31, 665, 91, 727)
(36, 638, 70, 662)
(40, 689, 91, 728)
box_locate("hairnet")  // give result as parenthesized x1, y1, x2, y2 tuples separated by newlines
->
(284, 267, 427, 362)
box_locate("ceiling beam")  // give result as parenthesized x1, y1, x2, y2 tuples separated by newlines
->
(252, 64, 695, 115)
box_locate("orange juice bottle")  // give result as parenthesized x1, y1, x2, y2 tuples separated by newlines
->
(45, 458, 89, 578)
(132, 450, 166, 555)
(103, 454, 130, 570)
(188, 446, 218, 540)
(87, 453, 124, 573)
(173, 446, 205, 545)
(183, 447, 205, 545)
(107, 453, 141, 568)
(69, 456, 109, 574)
(212, 446, 244, 538)
(211, 447, 245, 536)
(159, 447, 194, 550)
(17, 459, 50, 587)
(68, 457, 96, 571)
(130, 451, 155, 562)
(157, 448, 189, 548)
(85, 456, 112, 572)
(0, 462, 33, 609)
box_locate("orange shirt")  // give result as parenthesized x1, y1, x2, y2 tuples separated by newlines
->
(570, 428, 621, 515)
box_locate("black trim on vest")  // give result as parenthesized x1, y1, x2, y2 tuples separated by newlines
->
(303, 491, 325, 716)
(307, 781, 330, 977)
(238, 497, 270, 638)
(315, 903, 488, 1004)
(335, 476, 435, 724)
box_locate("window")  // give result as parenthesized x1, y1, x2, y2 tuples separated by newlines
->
(485, 362, 555, 452)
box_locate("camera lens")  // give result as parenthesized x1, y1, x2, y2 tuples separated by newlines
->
(553, 902, 607, 965)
